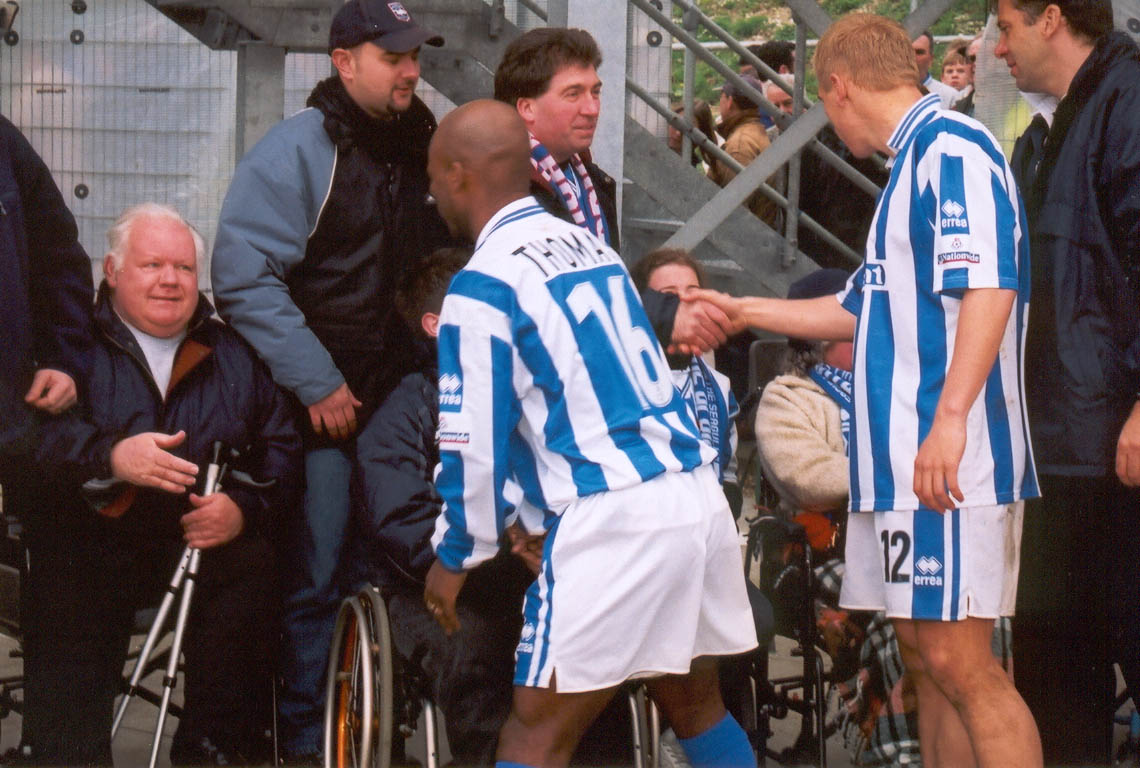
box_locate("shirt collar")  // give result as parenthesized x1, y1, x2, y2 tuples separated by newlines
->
(475, 195, 544, 251)
(884, 92, 942, 167)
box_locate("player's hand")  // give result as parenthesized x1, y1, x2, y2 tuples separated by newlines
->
(182, 492, 244, 549)
(424, 560, 466, 636)
(110, 431, 199, 493)
(1115, 402, 1140, 486)
(913, 414, 966, 514)
(23, 368, 78, 414)
(506, 522, 545, 576)
(308, 382, 362, 440)
(669, 291, 736, 355)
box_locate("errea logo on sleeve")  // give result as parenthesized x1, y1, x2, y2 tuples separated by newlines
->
(940, 199, 969, 232)
(439, 372, 463, 411)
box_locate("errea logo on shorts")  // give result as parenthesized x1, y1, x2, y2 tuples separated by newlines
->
(439, 372, 462, 412)
(517, 622, 537, 653)
(940, 199, 969, 232)
(914, 556, 944, 586)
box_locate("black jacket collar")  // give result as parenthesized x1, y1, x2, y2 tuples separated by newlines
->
(306, 76, 436, 164)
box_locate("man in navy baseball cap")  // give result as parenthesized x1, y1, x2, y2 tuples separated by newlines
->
(210, 1, 453, 763)
(329, 0, 443, 54)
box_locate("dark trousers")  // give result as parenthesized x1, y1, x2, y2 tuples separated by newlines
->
(1014, 475, 1140, 766)
(19, 492, 277, 766)
(384, 554, 531, 767)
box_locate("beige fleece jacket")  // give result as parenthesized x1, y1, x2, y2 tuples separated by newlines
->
(754, 373, 848, 514)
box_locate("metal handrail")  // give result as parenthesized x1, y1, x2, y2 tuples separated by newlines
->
(626, 80, 861, 265)
(627, 0, 882, 199)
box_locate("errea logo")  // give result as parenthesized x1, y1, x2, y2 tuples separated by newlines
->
(916, 556, 942, 575)
(439, 373, 462, 411)
(914, 555, 944, 586)
(940, 199, 968, 231)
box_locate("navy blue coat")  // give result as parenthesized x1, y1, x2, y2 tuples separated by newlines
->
(354, 366, 441, 586)
(0, 115, 94, 458)
(1018, 33, 1140, 474)
(37, 286, 301, 541)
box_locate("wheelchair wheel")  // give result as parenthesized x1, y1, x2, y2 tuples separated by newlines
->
(324, 596, 375, 768)
(358, 588, 395, 768)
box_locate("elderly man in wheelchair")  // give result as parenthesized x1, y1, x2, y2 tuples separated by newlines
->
(22, 203, 301, 766)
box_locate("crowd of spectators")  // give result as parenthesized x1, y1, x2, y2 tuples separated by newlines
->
(1, 0, 1137, 766)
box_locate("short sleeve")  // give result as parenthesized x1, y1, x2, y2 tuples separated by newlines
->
(930, 149, 1020, 295)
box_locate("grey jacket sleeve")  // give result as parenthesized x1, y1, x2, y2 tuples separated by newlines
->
(210, 110, 344, 406)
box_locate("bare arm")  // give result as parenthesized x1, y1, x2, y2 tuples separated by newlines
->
(684, 289, 856, 342)
(913, 288, 1016, 513)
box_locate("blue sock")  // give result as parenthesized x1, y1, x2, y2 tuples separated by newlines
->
(495, 762, 537, 768)
(677, 712, 756, 768)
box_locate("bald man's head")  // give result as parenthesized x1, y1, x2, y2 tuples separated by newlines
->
(429, 100, 533, 240)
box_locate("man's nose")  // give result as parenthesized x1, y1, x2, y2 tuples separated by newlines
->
(401, 55, 421, 81)
(581, 92, 600, 116)
(159, 263, 178, 283)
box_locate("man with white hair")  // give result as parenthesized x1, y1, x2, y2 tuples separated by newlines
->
(25, 204, 301, 766)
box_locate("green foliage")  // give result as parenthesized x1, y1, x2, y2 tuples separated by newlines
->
(665, 0, 988, 105)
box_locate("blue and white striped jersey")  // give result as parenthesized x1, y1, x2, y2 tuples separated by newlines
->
(431, 197, 714, 571)
(837, 93, 1039, 513)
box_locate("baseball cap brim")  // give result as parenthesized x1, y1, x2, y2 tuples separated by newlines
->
(368, 25, 444, 53)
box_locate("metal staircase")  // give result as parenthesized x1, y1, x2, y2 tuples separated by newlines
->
(140, 0, 954, 296)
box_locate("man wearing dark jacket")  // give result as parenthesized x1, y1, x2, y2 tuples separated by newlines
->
(994, 0, 1140, 761)
(0, 113, 95, 529)
(209, 1, 450, 759)
(25, 204, 300, 766)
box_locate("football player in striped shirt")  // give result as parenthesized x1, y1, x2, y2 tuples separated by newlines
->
(421, 99, 758, 768)
(688, 13, 1041, 768)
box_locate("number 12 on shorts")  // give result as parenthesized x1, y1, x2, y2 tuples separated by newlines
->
(881, 530, 911, 584)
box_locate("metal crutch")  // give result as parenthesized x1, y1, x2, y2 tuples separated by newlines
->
(110, 442, 228, 768)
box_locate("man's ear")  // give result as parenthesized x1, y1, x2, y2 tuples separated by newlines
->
(421, 312, 440, 339)
(1039, 3, 1064, 37)
(103, 254, 118, 287)
(830, 73, 849, 102)
(515, 97, 535, 129)
(331, 48, 354, 82)
(445, 160, 467, 196)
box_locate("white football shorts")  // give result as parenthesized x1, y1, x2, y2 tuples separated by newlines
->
(514, 464, 758, 692)
(840, 501, 1023, 621)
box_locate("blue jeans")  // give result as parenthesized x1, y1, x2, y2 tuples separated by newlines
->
(277, 446, 354, 756)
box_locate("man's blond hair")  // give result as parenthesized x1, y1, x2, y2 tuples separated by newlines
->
(814, 14, 920, 93)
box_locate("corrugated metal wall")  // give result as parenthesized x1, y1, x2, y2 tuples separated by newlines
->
(0, 1, 451, 288)
(1, 1, 236, 285)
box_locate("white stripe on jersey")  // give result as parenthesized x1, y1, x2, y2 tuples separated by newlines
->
(431, 197, 714, 572)
(837, 94, 1038, 513)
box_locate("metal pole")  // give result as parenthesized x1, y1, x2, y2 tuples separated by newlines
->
(782, 15, 809, 268)
(517, 0, 548, 21)
(147, 548, 202, 768)
(111, 546, 193, 738)
(680, 6, 697, 166)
